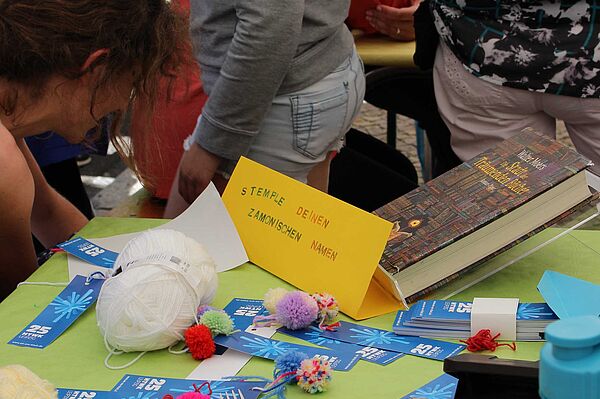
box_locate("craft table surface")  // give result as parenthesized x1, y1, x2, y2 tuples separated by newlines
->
(354, 34, 415, 67)
(2, 217, 600, 398)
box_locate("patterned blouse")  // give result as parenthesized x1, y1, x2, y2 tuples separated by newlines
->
(431, 0, 600, 98)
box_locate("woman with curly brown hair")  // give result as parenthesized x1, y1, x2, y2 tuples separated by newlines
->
(0, 0, 188, 299)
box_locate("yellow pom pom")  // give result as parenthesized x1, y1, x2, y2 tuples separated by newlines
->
(264, 287, 288, 314)
(0, 365, 57, 399)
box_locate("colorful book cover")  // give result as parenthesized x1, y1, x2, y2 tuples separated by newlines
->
(373, 129, 591, 298)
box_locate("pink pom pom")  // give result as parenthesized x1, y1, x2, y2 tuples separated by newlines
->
(276, 291, 319, 330)
(176, 382, 212, 399)
(176, 393, 210, 399)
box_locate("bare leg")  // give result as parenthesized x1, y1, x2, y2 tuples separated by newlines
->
(306, 152, 335, 193)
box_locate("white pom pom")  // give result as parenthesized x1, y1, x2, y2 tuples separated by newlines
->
(264, 287, 288, 314)
(96, 229, 218, 352)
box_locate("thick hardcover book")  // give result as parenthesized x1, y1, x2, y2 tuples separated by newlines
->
(373, 129, 593, 302)
(407, 192, 599, 303)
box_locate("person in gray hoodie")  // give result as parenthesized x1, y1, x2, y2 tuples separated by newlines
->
(166, 0, 366, 216)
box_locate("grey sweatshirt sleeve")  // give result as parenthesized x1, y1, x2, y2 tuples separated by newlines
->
(192, 1, 305, 160)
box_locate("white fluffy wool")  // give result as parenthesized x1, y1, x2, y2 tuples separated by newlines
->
(96, 229, 218, 352)
(263, 287, 289, 314)
(0, 365, 57, 399)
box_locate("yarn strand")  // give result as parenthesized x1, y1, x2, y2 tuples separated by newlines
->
(168, 341, 189, 355)
(460, 329, 517, 352)
(104, 349, 147, 370)
(17, 281, 68, 288)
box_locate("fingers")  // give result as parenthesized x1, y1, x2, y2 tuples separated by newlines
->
(370, 5, 415, 22)
(178, 168, 198, 204)
(365, 4, 416, 41)
(177, 142, 222, 204)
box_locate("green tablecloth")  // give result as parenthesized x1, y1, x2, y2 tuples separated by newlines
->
(2, 217, 600, 398)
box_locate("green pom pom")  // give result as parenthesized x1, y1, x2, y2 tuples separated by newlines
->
(199, 310, 235, 337)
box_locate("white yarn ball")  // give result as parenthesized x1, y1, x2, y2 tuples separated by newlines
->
(96, 229, 218, 352)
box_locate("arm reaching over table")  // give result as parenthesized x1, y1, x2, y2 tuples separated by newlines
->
(21, 140, 88, 249)
(0, 128, 88, 299)
(180, 1, 305, 202)
(0, 128, 37, 299)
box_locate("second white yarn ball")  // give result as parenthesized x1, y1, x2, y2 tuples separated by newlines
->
(96, 229, 218, 352)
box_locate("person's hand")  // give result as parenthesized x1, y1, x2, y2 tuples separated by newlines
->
(178, 142, 223, 204)
(365, 1, 419, 41)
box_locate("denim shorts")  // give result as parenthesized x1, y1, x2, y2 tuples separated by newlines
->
(216, 46, 366, 182)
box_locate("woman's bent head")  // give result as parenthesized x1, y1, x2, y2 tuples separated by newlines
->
(0, 0, 188, 143)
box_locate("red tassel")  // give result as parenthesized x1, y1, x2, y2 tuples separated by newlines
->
(460, 329, 517, 352)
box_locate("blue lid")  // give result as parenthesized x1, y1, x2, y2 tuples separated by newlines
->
(545, 316, 600, 349)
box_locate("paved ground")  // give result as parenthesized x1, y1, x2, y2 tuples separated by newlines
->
(82, 103, 574, 216)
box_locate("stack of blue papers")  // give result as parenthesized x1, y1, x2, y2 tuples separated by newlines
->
(393, 300, 557, 341)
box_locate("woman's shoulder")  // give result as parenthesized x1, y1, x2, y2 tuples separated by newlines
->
(0, 123, 34, 208)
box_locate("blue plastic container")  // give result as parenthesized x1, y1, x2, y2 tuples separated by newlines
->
(540, 316, 600, 399)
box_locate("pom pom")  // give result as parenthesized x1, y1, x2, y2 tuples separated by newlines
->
(176, 382, 212, 399)
(275, 351, 309, 376)
(0, 365, 57, 399)
(311, 292, 339, 324)
(199, 310, 235, 336)
(196, 305, 216, 318)
(185, 324, 216, 360)
(276, 291, 319, 330)
(176, 393, 210, 399)
(264, 288, 288, 314)
(296, 358, 332, 394)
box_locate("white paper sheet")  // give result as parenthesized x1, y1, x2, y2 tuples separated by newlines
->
(186, 325, 276, 380)
(67, 183, 248, 280)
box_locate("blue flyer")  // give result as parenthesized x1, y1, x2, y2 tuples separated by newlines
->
(318, 321, 465, 360)
(57, 389, 112, 399)
(223, 298, 266, 331)
(223, 298, 404, 366)
(58, 237, 118, 268)
(214, 331, 360, 371)
(8, 275, 104, 349)
(279, 326, 404, 366)
(111, 374, 262, 399)
(399, 373, 458, 399)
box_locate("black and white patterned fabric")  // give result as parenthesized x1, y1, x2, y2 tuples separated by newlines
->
(431, 0, 600, 98)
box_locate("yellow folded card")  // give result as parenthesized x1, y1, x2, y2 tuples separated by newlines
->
(222, 157, 402, 319)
